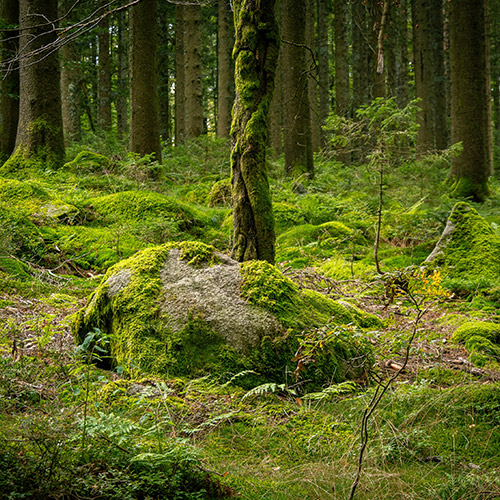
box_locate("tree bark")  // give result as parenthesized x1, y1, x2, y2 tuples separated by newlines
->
(217, 0, 234, 139)
(352, 0, 369, 112)
(184, 4, 204, 139)
(97, 0, 111, 130)
(317, 0, 329, 147)
(0, 0, 19, 161)
(306, 0, 320, 152)
(129, 0, 162, 162)
(231, 0, 279, 264)
(282, 0, 314, 178)
(449, 0, 491, 201)
(13, 0, 64, 169)
(175, 5, 185, 145)
(116, 9, 128, 138)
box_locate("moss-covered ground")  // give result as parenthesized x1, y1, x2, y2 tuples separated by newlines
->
(1, 135, 500, 499)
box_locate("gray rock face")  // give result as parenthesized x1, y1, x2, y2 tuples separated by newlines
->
(159, 249, 279, 352)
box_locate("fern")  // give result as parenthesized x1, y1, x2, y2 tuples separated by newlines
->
(242, 382, 297, 400)
(302, 381, 357, 401)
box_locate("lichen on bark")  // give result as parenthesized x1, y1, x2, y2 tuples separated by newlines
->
(230, 0, 279, 264)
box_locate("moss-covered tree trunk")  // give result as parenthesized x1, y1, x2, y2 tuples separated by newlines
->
(450, 0, 491, 201)
(231, 0, 279, 264)
(216, 0, 234, 139)
(11, 0, 64, 170)
(129, 0, 162, 162)
(0, 0, 19, 162)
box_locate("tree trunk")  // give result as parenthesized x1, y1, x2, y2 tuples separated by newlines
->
(334, 0, 350, 164)
(97, 0, 111, 130)
(449, 0, 491, 201)
(282, 0, 314, 178)
(412, 0, 447, 153)
(175, 5, 185, 145)
(184, 4, 204, 139)
(116, 9, 128, 138)
(306, 0, 320, 152)
(368, 0, 387, 99)
(129, 0, 162, 162)
(60, 38, 81, 144)
(217, 0, 234, 139)
(231, 0, 279, 264)
(317, 0, 329, 147)
(0, 0, 19, 161)
(12, 0, 64, 170)
(352, 0, 369, 112)
(158, 3, 171, 143)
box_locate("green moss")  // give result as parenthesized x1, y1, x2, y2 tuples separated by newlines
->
(240, 260, 382, 332)
(451, 320, 500, 345)
(207, 178, 232, 207)
(464, 335, 500, 366)
(451, 177, 489, 203)
(64, 151, 110, 173)
(72, 242, 221, 375)
(429, 203, 500, 288)
(273, 202, 306, 230)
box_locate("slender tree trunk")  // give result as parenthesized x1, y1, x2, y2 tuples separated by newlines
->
(12, 0, 64, 170)
(282, 0, 314, 178)
(116, 10, 128, 138)
(97, 0, 111, 130)
(184, 4, 204, 139)
(449, 0, 491, 201)
(334, 0, 350, 164)
(175, 5, 185, 145)
(158, 4, 171, 143)
(306, 0, 320, 152)
(368, 0, 387, 99)
(352, 1, 369, 112)
(217, 0, 234, 139)
(396, 0, 409, 108)
(129, 0, 162, 162)
(269, 0, 283, 154)
(317, 0, 329, 147)
(231, 0, 278, 264)
(0, 0, 19, 161)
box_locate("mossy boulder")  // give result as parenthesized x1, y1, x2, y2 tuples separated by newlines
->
(426, 202, 500, 288)
(207, 178, 232, 207)
(73, 242, 380, 387)
(0, 177, 78, 223)
(451, 321, 500, 367)
(64, 151, 110, 173)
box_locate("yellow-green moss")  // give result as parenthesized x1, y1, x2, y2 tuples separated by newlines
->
(429, 203, 500, 286)
(64, 150, 110, 173)
(207, 178, 232, 207)
(451, 321, 500, 345)
(72, 242, 221, 375)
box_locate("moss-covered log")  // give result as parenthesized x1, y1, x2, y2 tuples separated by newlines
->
(230, 0, 278, 264)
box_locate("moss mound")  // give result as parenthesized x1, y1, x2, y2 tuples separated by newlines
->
(207, 178, 232, 207)
(426, 202, 500, 287)
(73, 243, 380, 388)
(451, 321, 500, 345)
(0, 177, 78, 223)
(64, 150, 110, 173)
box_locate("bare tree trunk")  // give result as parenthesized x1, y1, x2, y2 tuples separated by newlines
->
(217, 0, 234, 139)
(352, 0, 369, 112)
(282, 0, 314, 178)
(98, 0, 111, 130)
(184, 4, 204, 139)
(449, 0, 491, 201)
(0, 0, 19, 161)
(129, 0, 162, 162)
(306, 0, 320, 152)
(175, 5, 185, 145)
(269, 0, 283, 154)
(116, 9, 128, 138)
(317, 0, 329, 147)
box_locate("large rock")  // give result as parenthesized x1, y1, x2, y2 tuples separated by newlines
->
(426, 202, 500, 284)
(73, 241, 380, 386)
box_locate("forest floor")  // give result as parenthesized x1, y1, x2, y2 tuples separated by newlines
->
(1, 136, 500, 499)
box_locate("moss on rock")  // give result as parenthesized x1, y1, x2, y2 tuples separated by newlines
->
(64, 151, 110, 173)
(426, 202, 500, 288)
(207, 178, 232, 207)
(451, 320, 500, 345)
(73, 244, 380, 388)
